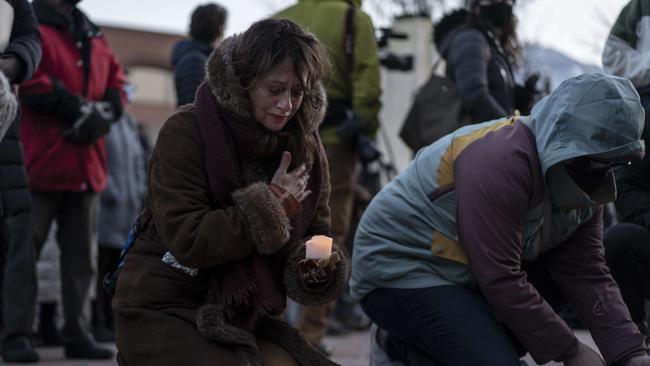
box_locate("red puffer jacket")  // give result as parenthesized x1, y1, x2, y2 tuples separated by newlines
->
(19, 4, 124, 193)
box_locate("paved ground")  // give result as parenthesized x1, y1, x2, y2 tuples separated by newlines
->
(4, 329, 598, 365)
(328, 328, 599, 366)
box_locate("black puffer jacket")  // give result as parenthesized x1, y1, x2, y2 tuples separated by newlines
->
(0, 112, 31, 217)
(0, 0, 41, 217)
(171, 39, 213, 107)
(436, 10, 515, 123)
(615, 104, 650, 228)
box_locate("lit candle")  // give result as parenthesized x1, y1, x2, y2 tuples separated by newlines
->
(305, 235, 333, 259)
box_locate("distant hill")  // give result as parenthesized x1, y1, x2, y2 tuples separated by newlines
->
(518, 43, 602, 92)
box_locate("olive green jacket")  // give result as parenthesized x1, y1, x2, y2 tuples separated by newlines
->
(275, 0, 382, 143)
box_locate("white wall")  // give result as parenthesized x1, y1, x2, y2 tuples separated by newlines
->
(376, 16, 434, 174)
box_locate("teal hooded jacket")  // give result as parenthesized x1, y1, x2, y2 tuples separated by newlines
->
(351, 73, 646, 364)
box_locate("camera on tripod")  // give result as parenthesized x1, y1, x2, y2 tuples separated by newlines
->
(377, 28, 414, 72)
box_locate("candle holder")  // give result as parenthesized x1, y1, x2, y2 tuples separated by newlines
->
(298, 251, 341, 290)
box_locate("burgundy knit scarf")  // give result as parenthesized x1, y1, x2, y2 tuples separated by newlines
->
(194, 82, 323, 331)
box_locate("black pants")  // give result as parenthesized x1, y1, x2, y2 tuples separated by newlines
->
(360, 259, 567, 366)
(31, 191, 99, 345)
(1, 212, 38, 346)
(604, 223, 650, 325)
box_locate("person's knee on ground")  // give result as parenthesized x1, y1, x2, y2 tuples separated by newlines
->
(604, 223, 650, 326)
(604, 223, 650, 264)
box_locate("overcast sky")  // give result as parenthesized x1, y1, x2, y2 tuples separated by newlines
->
(78, 0, 629, 67)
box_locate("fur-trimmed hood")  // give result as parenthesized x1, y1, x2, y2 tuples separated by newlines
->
(205, 34, 327, 136)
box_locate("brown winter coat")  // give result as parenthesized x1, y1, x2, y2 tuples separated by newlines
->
(112, 35, 348, 366)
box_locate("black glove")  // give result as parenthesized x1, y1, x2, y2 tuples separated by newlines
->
(63, 101, 116, 144)
(564, 341, 605, 366)
(514, 73, 540, 115)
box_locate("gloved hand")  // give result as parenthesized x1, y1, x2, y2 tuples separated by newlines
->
(563, 341, 605, 366)
(523, 73, 540, 93)
(0, 70, 18, 141)
(298, 251, 341, 291)
(0, 55, 21, 83)
(623, 354, 650, 366)
(63, 101, 116, 144)
(514, 72, 540, 115)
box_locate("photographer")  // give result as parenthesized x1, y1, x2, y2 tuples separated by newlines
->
(275, 0, 382, 354)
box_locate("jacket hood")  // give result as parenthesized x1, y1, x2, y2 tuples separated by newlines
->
(522, 73, 645, 207)
(171, 39, 212, 68)
(205, 34, 327, 135)
(526, 73, 645, 176)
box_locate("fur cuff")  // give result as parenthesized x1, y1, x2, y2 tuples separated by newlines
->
(232, 182, 291, 255)
(284, 240, 350, 306)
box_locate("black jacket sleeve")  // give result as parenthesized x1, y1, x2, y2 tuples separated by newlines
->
(3, 0, 41, 83)
(615, 153, 650, 229)
(448, 29, 507, 122)
(20, 78, 82, 124)
(173, 51, 207, 107)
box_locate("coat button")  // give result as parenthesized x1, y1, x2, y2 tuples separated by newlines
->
(76, 41, 82, 48)
(433, 244, 444, 254)
(76, 60, 83, 67)
(80, 183, 87, 190)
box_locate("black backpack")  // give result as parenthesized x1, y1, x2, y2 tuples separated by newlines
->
(102, 208, 151, 296)
(399, 62, 462, 152)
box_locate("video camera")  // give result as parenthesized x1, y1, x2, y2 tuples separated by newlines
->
(377, 28, 414, 72)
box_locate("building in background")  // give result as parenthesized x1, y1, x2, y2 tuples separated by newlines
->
(100, 25, 183, 144)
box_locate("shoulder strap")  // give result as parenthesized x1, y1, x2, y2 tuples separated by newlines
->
(431, 57, 445, 77)
(101, 205, 152, 296)
(118, 206, 152, 267)
(344, 0, 355, 105)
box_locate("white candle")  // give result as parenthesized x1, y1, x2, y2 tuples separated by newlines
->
(305, 235, 333, 259)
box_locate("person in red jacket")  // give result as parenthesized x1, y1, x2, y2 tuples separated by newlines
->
(18, 0, 125, 360)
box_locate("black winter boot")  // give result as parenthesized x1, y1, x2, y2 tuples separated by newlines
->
(64, 337, 113, 360)
(37, 302, 62, 347)
(1, 336, 40, 363)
